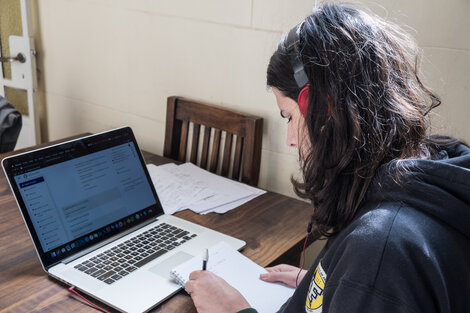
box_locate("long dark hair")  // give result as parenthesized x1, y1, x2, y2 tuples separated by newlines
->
(267, 3, 456, 236)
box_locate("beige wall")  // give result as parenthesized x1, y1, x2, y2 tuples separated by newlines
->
(34, 0, 470, 198)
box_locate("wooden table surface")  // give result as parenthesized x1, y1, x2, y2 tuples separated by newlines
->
(0, 139, 315, 313)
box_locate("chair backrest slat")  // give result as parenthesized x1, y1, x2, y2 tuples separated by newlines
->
(221, 132, 232, 177)
(232, 136, 243, 181)
(178, 120, 189, 162)
(190, 123, 200, 164)
(200, 126, 211, 169)
(209, 129, 221, 173)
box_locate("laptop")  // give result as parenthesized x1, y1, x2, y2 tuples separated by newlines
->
(2, 126, 245, 313)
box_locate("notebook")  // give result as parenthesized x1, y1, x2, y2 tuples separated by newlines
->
(170, 241, 295, 313)
(2, 126, 245, 313)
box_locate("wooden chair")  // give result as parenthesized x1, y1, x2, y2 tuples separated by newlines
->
(164, 96, 263, 187)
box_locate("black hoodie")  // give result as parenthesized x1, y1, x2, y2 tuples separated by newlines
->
(276, 142, 470, 313)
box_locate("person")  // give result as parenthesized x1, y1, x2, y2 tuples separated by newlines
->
(0, 95, 22, 153)
(184, 3, 470, 313)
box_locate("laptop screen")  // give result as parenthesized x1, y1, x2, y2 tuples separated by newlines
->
(2, 127, 164, 268)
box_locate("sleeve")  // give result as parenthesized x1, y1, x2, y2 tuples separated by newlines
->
(325, 279, 416, 313)
(236, 308, 258, 313)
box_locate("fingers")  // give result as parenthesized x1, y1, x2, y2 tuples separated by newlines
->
(185, 271, 204, 294)
(260, 266, 304, 288)
(188, 270, 204, 280)
(265, 264, 299, 273)
(185, 280, 193, 295)
(260, 271, 293, 283)
(186, 270, 215, 294)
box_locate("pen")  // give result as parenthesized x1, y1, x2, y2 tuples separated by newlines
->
(202, 248, 208, 270)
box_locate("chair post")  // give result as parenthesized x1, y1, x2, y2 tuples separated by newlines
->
(164, 97, 180, 159)
(242, 117, 263, 186)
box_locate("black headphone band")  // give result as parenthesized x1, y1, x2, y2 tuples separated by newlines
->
(285, 22, 308, 88)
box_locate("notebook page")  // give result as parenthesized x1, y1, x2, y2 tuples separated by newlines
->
(170, 241, 294, 313)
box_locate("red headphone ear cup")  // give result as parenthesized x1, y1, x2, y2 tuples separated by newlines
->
(298, 85, 309, 117)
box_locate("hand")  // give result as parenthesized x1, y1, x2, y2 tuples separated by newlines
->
(185, 270, 251, 313)
(259, 264, 306, 288)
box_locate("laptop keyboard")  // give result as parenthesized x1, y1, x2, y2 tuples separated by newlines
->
(73, 223, 197, 285)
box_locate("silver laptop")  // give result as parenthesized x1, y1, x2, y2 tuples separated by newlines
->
(2, 126, 245, 313)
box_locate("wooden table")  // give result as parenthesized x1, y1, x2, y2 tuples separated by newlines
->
(0, 138, 316, 313)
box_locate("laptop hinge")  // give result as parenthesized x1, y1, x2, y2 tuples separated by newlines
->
(61, 218, 158, 264)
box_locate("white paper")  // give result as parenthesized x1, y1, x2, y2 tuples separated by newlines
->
(147, 162, 266, 215)
(199, 193, 264, 214)
(170, 242, 294, 313)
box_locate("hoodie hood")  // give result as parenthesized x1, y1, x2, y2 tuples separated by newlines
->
(368, 143, 470, 240)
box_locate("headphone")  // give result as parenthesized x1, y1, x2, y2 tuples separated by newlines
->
(285, 23, 331, 121)
(285, 22, 309, 117)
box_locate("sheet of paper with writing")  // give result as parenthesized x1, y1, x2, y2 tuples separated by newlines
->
(147, 163, 266, 214)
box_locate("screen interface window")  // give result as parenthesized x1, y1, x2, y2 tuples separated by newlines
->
(13, 142, 156, 256)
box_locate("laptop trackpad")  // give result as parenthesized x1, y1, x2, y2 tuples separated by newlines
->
(149, 252, 194, 279)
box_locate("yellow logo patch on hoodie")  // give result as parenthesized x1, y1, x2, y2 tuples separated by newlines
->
(305, 262, 326, 313)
